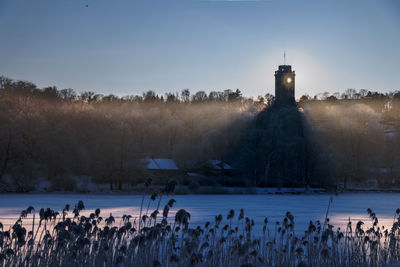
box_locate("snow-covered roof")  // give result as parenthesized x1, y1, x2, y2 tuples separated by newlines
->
(368, 167, 389, 173)
(141, 158, 179, 170)
(209, 160, 232, 170)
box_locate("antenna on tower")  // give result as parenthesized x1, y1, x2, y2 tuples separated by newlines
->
(284, 51, 286, 65)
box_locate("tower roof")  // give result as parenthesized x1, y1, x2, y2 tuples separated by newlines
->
(277, 65, 292, 72)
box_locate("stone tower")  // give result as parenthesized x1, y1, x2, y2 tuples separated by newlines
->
(274, 64, 295, 105)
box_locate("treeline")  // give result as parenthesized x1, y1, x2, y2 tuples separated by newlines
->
(300, 93, 400, 189)
(0, 76, 399, 192)
(0, 76, 274, 105)
(228, 88, 400, 189)
(299, 88, 400, 102)
(0, 76, 263, 192)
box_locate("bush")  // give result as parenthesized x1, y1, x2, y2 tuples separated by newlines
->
(51, 175, 77, 191)
(174, 184, 190, 194)
(188, 180, 200, 191)
(197, 176, 219, 186)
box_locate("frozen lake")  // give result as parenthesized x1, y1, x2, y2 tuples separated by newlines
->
(0, 193, 399, 235)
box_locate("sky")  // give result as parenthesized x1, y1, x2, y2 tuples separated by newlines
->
(0, 0, 399, 98)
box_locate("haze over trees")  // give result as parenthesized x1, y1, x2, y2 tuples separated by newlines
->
(0, 76, 399, 192)
(301, 92, 400, 189)
(0, 77, 261, 192)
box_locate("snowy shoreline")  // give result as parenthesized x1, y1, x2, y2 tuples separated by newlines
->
(3, 186, 400, 195)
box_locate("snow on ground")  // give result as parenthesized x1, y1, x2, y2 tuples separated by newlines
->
(0, 193, 399, 235)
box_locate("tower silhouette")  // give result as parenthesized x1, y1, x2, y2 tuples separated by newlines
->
(274, 55, 295, 105)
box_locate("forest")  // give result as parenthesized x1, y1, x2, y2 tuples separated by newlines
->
(0, 76, 399, 192)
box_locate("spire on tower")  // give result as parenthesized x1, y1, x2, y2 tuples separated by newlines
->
(284, 51, 286, 65)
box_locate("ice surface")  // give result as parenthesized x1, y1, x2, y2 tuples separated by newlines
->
(0, 193, 399, 235)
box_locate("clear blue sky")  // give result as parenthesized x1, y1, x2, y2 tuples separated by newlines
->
(0, 0, 399, 98)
